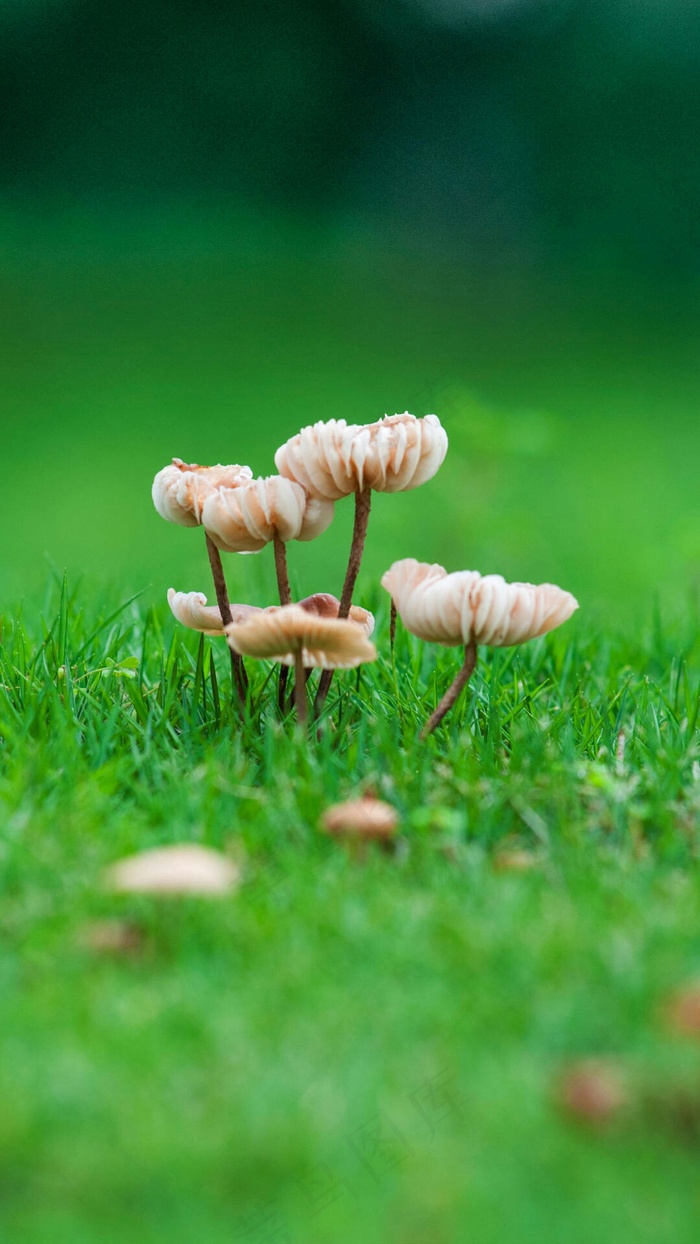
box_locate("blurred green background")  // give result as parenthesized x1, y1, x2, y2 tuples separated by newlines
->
(2, 0, 699, 614)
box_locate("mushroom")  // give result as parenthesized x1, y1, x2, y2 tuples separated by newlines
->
(320, 795, 399, 851)
(225, 604, 377, 726)
(382, 558, 578, 738)
(275, 413, 447, 711)
(167, 589, 373, 639)
(167, 589, 262, 636)
(104, 844, 241, 896)
(152, 458, 253, 705)
(202, 474, 334, 607)
(152, 458, 252, 527)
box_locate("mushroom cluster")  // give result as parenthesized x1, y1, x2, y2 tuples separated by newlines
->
(151, 408, 578, 737)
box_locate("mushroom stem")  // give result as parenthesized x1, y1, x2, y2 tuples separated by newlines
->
(273, 534, 292, 606)
(314, 486, 372, 717)
(277, 666, 290, 715)
(205, 533, 247, 708)
(338, 487, 372, 619)
(390, 600, 397, 652)
(293, 651, 308, 729)
(420, 639, 478, 739)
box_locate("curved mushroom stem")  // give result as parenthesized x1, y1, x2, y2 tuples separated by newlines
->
(420, 639, 478, 740)
(293, 651, 308, 729)
(273, 534, 292, 606)
(314, 486, 372, 717)
(390, 600, 397, 653)
(206, 533, 247, 709)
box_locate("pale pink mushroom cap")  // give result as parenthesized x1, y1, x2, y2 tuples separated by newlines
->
(167, 589, 262, 635)
(201, 475, 334, 553)
(167, 589, 374, 639)
(382, 558, 578, 648)
(274, 413, 448, 501)
(225, 604, 377, 669)
(152, 458, 253, 527)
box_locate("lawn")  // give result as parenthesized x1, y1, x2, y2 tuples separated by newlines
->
(2, 225, 700, 1241)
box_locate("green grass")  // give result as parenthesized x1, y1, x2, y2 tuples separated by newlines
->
(2, 573, 700, 1244)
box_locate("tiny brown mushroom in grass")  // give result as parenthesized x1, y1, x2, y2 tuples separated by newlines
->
(321, 796, 399, 854)
(555, 1060, 627, 1128)
(382, 559, 578, 739)
(275, 413, 447, 714)
(226, 604, 376, 729)
(152, 458, 253, 706)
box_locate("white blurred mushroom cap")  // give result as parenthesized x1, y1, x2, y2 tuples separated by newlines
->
(104, 844, 241, 896)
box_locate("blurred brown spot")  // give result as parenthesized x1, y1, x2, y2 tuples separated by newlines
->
(81, 920, 145, 957)
(664, 982, 700, 1037)
(556, 1060, 627, 1126)
(492, 848, 537, 873)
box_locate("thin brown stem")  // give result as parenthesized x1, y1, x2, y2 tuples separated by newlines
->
(293, 651, 308, 729)
(277, 666, 290, 715)
(390, 600, 397, 652)
(420, 640, 478, 740)
(314, 486, 372, 717)
(273, 534, 292, 606)
(205, 533, 247, 709)
(338, 487, 372, 619)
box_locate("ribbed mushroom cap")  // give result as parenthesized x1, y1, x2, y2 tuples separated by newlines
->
(104, 844, 240, 896)
(225, 604, 377, 669)
(152, 459, 253, 527)
(382, 558, 578, 648)
(321, 796, 399, 841)
(202, 474, 334, 553)
(167, 589, 262, 635)
(292, 593, 375, 638)
(274, 413, 448, 501)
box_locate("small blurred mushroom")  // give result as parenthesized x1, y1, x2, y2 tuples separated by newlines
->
(80, 919, 146, 956)
(555, 1059, 627, 1127)
(320, 795, 399, 853)
(664, 982, 700, 1038)
(492, 847, 538, 873)
(104, 844, 241, 897)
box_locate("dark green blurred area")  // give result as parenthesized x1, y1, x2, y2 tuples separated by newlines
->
(2, 0, 699, 612)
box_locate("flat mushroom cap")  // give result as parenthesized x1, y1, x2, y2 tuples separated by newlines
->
(167, 589, 261, 635)
(152, 459, 253, 527)
(293, 593, 375, 639)
(321, 796, 399, 840)
(202, 475, 334, 553)
(225, 604, 377, 669)
(382, 558, 578, 648)
(274, 412, 448, 501)
(104, 844, 241, 896)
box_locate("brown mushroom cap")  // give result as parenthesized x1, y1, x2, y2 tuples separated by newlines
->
(225, 604, 377, 669)
(152, 459, 253, 527)
(382, 558, 578, 649)
(275, 413, 448, 501)
(321, 796, 399, 840)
